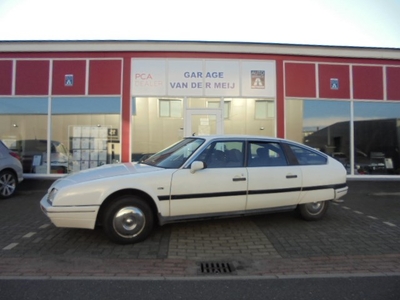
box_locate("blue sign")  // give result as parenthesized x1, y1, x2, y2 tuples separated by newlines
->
(65, 74, 74, 87)
(330, 78, 339, 90)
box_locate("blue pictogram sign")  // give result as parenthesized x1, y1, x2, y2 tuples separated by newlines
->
(330, 78, 339, 90)
(65, 74, 74, 87)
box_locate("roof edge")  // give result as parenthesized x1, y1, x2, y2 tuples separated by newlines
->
(1, 40, 399, 60)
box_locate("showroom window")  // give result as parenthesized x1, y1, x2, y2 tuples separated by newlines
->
(50, 97, 121, 174)
(353, 101, 400, 175)
(132, 97, 184, 162)
(286, 99, 400, 176)
(0, 97, 49, 174)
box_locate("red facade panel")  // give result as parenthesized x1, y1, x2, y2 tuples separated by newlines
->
(52, 60, 86, 95)
(352, 65, 384, 100)
(89, 60, 122, 95)
(15, 60, 49, 95)
(285, 63, 316, 98)
(318, 64, 350, 99)
(0, 60, 13, 95)
(387, 67, 400, 101)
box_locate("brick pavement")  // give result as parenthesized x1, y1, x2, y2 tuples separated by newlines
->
(0, 179, 399, 278)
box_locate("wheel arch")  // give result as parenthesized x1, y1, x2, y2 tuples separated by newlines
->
(96, 189, 159, 226)
(0, 167, 18, 180)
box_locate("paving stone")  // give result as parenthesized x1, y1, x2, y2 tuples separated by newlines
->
(0, 180, 400, 277)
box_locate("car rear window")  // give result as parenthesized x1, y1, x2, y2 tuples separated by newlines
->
(288, 144, 327, 165)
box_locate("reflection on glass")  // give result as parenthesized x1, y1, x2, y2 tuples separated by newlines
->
(286, 99, 351, 171)
(354, 102, 400, 175)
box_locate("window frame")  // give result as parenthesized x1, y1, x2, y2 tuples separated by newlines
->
(159, 99, 183, 118)
(285, 142, 328, 166)
(255, 100, 275, 120)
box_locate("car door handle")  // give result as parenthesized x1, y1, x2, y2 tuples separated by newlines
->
(286, 174, 298, 179)
(232, 177, 246, 182)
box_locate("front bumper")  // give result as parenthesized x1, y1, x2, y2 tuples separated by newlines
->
(40, 194, 99, 230)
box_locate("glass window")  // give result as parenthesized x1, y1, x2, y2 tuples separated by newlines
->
(224, 98, 276, 137)
(51, 97, 121, 174)
(0, 97, 48, 174)
(286, 99, 350, 169)
(196, 141, 244, 168)
(132, 97, 184, 162)
(207, 101, 230, 119)
(354, 102, 400, 175)
(255, 100, 275, 119)
(142, 138, 204, 169)
(248, 141, 287, 167)
(159, 99, 182, 118)
(288, 144, 327, 165)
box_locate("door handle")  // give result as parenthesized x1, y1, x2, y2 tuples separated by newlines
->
(286, 174, 298, 179)
(232, 177, 246, 182)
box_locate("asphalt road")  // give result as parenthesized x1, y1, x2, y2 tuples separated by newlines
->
(1, 276, 399, 300)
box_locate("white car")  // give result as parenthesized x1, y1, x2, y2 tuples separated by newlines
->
(40, 135, 348, 244)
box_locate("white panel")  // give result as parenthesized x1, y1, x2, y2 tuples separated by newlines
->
(167, 60, 203, 96)
(241, 60, 276, 97)
(204, 60, 240, 97)
(131, 59, 166, 96)
(131, 58, 277, 97)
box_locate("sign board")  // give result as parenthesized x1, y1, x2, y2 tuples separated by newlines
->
(330, 78, 339, 90)
(65, 74, 74, 87)
(131, 59, 276, 98)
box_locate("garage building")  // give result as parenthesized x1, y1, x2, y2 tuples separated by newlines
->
(0, 41, 399, 178)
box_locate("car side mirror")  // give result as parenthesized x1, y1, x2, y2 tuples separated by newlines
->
(190, 161, 205, 174)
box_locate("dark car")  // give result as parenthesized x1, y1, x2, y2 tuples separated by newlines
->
(9, 140, 70, 174)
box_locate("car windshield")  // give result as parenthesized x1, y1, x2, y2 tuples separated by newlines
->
(141, 138, 204, 168)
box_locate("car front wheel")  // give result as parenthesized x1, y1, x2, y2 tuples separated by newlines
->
(103, 195, 154, 244)
(298, 201, 329, 221)
(0, 170, 17, 199)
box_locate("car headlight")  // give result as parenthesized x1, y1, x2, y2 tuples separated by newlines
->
(47, 188, 58, 205)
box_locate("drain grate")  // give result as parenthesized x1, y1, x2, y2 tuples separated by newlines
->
(199, 262, 236, 275)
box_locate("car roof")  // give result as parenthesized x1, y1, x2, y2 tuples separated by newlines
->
(188, 135, 287, 143)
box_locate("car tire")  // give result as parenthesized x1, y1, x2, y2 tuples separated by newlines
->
(298, 201, 329, 221)
(102, 195, 154, 244)
(0, 170, 18, 199)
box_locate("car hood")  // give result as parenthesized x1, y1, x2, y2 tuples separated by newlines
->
(52, 163, 161, 188)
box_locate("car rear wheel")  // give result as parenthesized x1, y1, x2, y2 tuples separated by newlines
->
(298, 201, 329, 221)
(0, 170, 17, 199)
(103, 195, 154, 244)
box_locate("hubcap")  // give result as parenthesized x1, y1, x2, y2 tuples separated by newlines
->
(0, 173, 16, 197)
(305, 201, 324, 215)
(113, 206, 145, 238)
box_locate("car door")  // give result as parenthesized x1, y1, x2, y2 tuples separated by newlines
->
(286, 143, 335, 203)
(246, 141, 302, 211)
(170, 140, 248, 217)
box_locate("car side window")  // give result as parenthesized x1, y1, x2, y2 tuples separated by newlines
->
(248, 142, 288, 167)
(288, 144, 327, 165)
(197, 141, 244, 168)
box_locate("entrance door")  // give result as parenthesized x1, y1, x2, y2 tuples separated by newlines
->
(184, 109, 223, 137)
